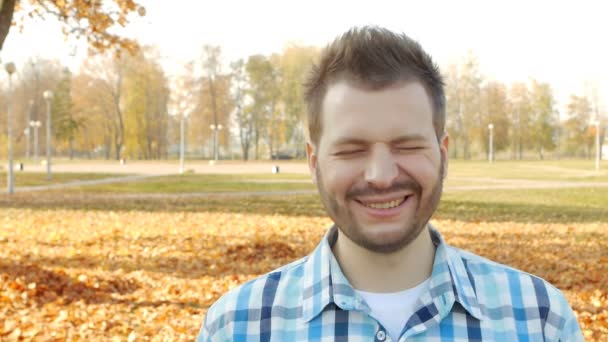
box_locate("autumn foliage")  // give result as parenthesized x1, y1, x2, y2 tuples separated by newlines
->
(4, 0, 144, 53)
(0, 193, 606, 340)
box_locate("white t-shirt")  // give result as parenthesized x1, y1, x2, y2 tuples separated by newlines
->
(355, 279, 430, 341)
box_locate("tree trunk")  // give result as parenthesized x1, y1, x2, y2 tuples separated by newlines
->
(254, 125, 260, 160)
(0, 0, 16, 51)
(114, 143, 122, 160)
(69, 139, 74, 160)
(112, 71, 125, 160)
(268, 136, 274, 160)
(518, 135, 523, 160)
(242, 142, 249, 160)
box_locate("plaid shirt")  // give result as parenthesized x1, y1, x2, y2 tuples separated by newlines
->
(198, 225, 583, 341)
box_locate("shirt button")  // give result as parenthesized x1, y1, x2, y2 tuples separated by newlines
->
(376, 330, 386, 341)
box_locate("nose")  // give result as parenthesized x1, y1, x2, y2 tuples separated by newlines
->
(364, 145, 398, 189)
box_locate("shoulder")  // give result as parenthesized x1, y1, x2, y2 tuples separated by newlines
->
(448, 246, 583, 340)
(198, 256, 308, 341)
(451, 246, 564, 298)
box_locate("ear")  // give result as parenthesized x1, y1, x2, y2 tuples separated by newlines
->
(306, 142, 318, 184)
(439, 133, 449, 179)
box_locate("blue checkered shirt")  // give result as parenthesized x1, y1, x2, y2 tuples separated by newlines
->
(198, 225, 583, 341)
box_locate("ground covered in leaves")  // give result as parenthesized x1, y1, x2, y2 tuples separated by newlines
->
(0, 193, 606, 341)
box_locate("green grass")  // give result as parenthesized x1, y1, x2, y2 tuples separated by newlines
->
(0, 172, 123, 187)
(63, 173, 314, 193)
(448, 159, 608, 181)
(3, 186, 607, 224)
(438, 187, 608, 223)
(2, 160, 607, 224)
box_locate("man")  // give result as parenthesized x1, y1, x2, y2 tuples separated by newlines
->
(198, 26, 583, 341)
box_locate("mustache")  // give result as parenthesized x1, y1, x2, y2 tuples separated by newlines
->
(345, 179, 422, 199)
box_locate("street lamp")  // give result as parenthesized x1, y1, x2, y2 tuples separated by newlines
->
(24, 128, 30, 159)
(179, 114, 186, 174)
(592, 119, 601, 170)
(43, 90, 53, 180)
(178, 102, 192, 174)
(5, 62, 16, 194)
(30, 121, 41, 161)
(25, 100, 33, 159)
(209, 124, 223, 162)
(488, 123, 494, 163)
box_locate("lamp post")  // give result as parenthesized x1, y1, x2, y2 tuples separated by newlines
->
(179, 114, 186, 174)
(209, 124, 223, 162)
(30, 121, 41, 161)
(5, 62, 16, 194)
(24, 128, 30, 159)
(488, 123, 494, 163)
(178, 110, 191, 174)
(43, 90, 53, 180)
(593, 119, 600, 170)
(25, 100, 33, 159)
(176, 99, 192, 174)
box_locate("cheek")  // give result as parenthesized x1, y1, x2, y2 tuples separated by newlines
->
(397, 155, 441, 185)
(319, 160, 362, 195)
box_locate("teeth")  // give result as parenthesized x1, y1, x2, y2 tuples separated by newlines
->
(365, 198, 403, 209)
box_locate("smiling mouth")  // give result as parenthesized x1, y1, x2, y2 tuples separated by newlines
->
(357, 195, 410, 209)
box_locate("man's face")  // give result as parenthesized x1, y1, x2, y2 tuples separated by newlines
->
(307, 80, 449, 254)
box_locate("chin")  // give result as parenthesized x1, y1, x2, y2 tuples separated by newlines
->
(351, 222, 423, 254)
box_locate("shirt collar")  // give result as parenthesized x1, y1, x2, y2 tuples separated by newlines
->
(301, 224, 484, 322)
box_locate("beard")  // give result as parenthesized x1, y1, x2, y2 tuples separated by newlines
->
(316, 155, 445, 254)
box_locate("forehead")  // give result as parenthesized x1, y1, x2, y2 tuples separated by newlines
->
(320, 80, 435, 146)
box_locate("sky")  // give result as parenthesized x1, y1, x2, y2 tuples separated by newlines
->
(2, 0, 607, 112)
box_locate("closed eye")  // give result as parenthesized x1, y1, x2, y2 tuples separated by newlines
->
(396, 146, 425, 151)
(333, 150, 365, 156)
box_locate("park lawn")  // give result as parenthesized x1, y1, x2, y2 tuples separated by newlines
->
(60, 174, 480, 194)
(439, 187, 608, 223)
(449, 159, 608, 182)
(5, 186, 605, 224)
(3, 159, 607, 193)
(64, 173, 315, 193)
(0, 172, 121, 187)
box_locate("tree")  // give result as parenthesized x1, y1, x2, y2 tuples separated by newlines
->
(564, 95, 594, 157)
(276, 44, 318, 157)
(188, 45, 233, 159)
(51, 68, 83, 159)
(444, 64, 463, 159)
(70, 72, 104, 158)
(444, 54, 483, 159)
(230, 59, 253, 160)
(1, 58, 64, 159)
(528, 80, 557, 159)
(1, 0, 145, 54)
(480, 81, 510, 156)
(508, 83, 532, 160)
(586, 82, 607, 160)
(122, 48, 169, 159)
(244, 54, 282, 159)
(459, 54, 483, 159)
(75, 54, 127, 160)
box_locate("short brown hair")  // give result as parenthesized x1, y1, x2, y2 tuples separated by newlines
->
(303, 26, 446, 146)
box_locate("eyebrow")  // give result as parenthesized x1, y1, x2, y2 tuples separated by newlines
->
(332, 134, 428, 146)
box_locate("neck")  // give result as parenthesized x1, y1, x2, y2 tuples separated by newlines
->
(332, 225, 436, 293)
